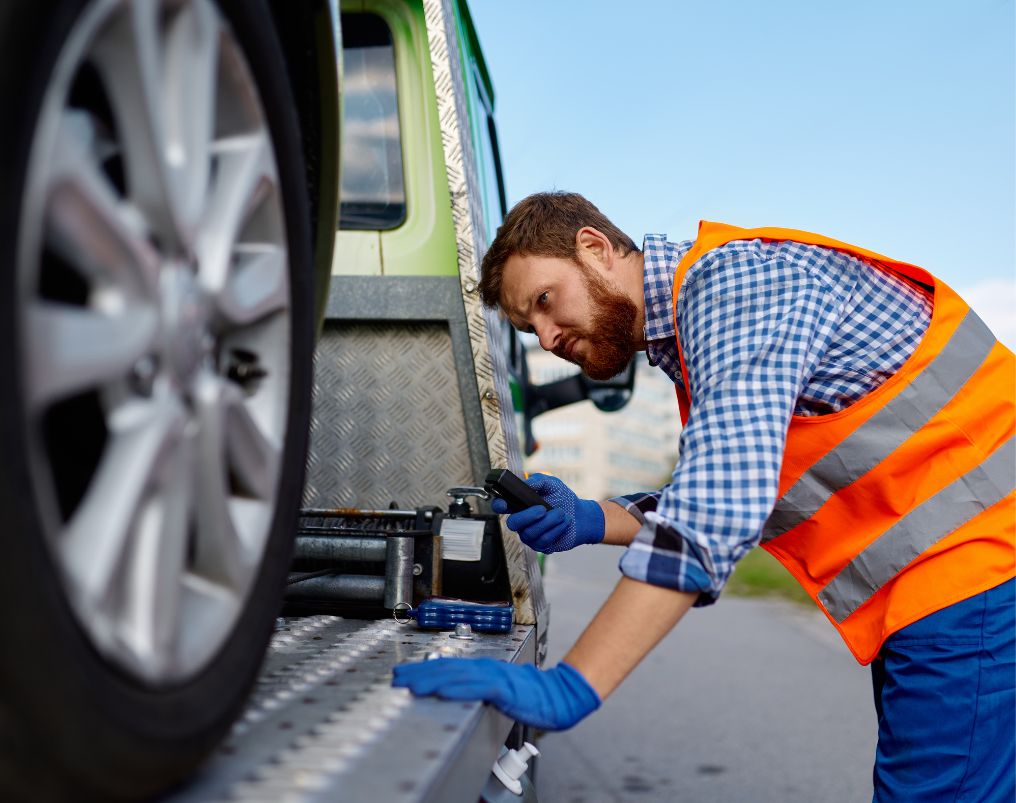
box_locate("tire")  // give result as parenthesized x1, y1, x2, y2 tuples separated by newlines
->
(0, 1, 314, 799)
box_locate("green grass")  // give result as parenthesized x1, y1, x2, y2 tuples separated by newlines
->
(725, 548, 813, 606)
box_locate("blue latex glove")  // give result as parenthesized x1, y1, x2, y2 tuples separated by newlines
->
(391, 657, 600, 731)
(490, 473, 605, 553)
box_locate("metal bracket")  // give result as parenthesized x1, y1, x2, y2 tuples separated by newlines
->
(445, 486, 489, 517)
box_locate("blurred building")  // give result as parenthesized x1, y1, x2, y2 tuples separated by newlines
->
(524, 345, 682, 500)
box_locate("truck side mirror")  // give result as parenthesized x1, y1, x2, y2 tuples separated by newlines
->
(583, 362, 636, 412)
(523, 360, 636, 420)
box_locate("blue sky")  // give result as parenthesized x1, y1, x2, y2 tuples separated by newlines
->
(470, 0, 1015, 342)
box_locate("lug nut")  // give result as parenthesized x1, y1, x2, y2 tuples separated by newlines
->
(227, 349, 268, 389)
(130, 355, 158, 396)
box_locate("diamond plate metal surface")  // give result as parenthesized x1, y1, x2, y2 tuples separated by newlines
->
(164, 616, 536, 803)
(422, 0, 546, 629)
(304, 323, 473, 510)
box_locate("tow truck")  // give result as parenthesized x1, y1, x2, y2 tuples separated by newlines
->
(0, 0, 633, 799)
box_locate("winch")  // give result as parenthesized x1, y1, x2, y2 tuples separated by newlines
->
(284, 484, 513, 622)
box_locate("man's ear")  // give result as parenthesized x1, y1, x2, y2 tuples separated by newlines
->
(575, 227, 614, 271)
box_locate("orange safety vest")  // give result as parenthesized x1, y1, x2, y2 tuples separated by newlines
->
(671, 222, 1015, 664)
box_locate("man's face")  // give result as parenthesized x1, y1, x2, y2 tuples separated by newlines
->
(500, 253, 639, 380)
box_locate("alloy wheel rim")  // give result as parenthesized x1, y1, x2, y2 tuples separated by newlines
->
(16, 0, 292, 685)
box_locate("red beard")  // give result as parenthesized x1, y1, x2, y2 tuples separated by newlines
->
(559, 262, 640, 380)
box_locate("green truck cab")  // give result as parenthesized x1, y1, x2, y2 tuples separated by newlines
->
(307, 0, 546, 624)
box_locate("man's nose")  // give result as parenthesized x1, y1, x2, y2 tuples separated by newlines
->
(534, 322, 560, 352)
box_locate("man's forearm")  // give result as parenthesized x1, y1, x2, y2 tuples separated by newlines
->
(563, 576, 696, 699)
(600, 500, 642, 546)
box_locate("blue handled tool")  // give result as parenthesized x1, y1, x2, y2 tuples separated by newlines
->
(399, 596, 513, 633)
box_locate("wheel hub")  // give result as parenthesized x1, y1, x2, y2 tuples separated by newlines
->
(160, 263, 212, 389)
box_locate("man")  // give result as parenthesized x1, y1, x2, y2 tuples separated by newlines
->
(393, 192, 1015, 801)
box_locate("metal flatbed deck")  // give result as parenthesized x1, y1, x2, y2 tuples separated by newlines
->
(165, 616, 535, 803)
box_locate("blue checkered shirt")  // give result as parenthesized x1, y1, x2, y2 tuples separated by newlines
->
(614, 233, 933, 605)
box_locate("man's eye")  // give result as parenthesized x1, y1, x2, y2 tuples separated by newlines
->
(537, 292, 549, 306)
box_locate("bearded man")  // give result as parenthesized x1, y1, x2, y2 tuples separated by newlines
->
(393, 191, 1015, 802)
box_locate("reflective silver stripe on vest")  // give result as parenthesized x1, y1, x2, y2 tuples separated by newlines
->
(762, 309, 996, 543)
(818, 436, 1015, 623)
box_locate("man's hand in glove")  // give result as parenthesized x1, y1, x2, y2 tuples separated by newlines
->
(391, 658, 600, 731)
(491, 473, 605, 553)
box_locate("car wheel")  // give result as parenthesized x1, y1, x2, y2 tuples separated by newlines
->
(0, 0, 313, 798)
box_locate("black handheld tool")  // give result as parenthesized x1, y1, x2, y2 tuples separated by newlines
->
(484, 469, 552, 514)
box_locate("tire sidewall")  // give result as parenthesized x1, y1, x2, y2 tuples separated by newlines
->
(0, 0, 315, 797)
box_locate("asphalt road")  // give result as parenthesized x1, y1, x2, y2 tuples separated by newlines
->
(535, 545, 877, 803)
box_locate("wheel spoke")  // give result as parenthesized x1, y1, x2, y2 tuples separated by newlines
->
(196, 133, 276, 295)
(191, 373, 262, 587)
(118, 431, 193, 675)
(176, 572, 241, 668)
(163, 0, 220, 235)
(59, 397, 187, 610)
(226, 383, 281, 501)
(47, 111, 160, 297)
(91, 1, 179, 247)
(26, 301, 158, 408)
(216, 244, 289, 326)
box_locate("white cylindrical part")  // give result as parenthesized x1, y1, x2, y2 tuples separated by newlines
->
(491, 741, 540, 795)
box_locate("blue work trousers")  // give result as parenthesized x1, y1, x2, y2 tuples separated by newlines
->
(871, 578, 1015, 802)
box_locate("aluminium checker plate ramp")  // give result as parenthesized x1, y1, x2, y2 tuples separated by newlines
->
(163, 616, 536, 803)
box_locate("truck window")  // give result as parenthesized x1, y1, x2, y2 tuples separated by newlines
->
(467, 63, 508, 243)
(339, 13, 406, 230)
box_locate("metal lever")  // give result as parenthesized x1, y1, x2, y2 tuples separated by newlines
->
(445, 486, 490, 516)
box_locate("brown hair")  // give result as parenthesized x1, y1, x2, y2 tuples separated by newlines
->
(478, 191, 638, 308)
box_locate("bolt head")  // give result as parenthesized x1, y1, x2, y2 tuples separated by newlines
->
(450, 623, 475, 640)
(130, 355, 158, 396)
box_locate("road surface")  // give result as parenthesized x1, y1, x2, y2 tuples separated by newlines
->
(536, 544, 877, 803)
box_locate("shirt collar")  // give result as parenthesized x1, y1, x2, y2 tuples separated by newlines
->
(641, 234, 691, 342)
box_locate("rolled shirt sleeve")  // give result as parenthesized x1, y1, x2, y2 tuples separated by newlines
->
(607, 491, 661, 526)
